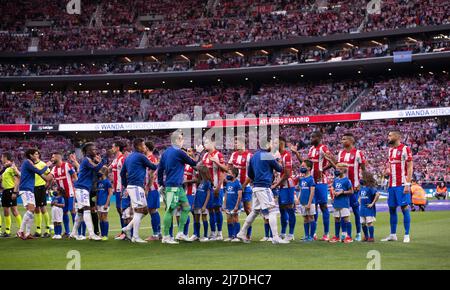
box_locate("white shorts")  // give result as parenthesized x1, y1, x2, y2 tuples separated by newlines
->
(51, 207, 63, 223)
(360, 216, 376, 224)
(225, 209, 241, 215)
(193, 208, 208, 215)
(97, 205, 110, 213)
(20, 191, 35, 207)
(300, 204, 316, 216)
(75, 188, 90, 209)
(127, 186, 147, 209)
(333, 208, 350, 218)
(252, 187, 277, 212)
(122, 207, 133, 219)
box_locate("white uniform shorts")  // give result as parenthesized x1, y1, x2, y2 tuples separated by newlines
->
(360, 216, 376, 224)
(75, 188, 90, 209)
(20, 191, 35, 207)
(333, 208, 350, 218)
(97, 205, 110, 213)
(122, 207, 133, 219)
(193, 208, 209, 215)
(300, 204, 316, 216)
(127, 185, 147, 209)
(252, 187, 277, 212)
(51, 207, 63, 223)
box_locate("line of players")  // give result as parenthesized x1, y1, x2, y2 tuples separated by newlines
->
(0, 129, 413, 244)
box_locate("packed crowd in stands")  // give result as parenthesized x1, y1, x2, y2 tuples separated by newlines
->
(0, 118, 447, 184)
(0, 0, 449, 52)
(0, 74, 447, 124)
(355, 74, 449, 112)
(0, 90, 143, 124)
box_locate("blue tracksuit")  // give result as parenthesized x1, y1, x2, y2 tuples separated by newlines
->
(157, 145, 197, 187)
(247, 149, 282, 188)
(74, 157, 107, 191)
(19, 160, 49, 192)
(120, 151, 157, 188)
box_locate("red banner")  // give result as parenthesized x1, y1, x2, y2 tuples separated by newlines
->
(0, 124, 31, 132)
(207, 113, 361, 128)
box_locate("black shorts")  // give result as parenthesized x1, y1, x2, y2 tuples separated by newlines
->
(34, 185, 47, 207)
(1, 188, 18, 207)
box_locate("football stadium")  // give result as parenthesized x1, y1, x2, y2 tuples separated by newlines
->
(0, 0, 449, 272)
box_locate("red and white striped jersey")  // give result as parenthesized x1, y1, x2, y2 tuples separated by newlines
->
(227, 150, 252, 185)
(308, 144, 331, 184)
(184, 164, 197, 196)
(146, 154, 158, 191)
(388, 144, 413, 187)
(338, 147, 366, 188)
(279, 150, 294, 188)
(202, 150, 225, 188)
(111, 153, 125, 192)
(51, 162, 76, 198)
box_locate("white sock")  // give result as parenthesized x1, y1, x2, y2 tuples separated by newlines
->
(24, 210, 34, 235)
(241, 211, 258, 234)
(123, 214, 136, 231)
(133, 213, 143, 239)
(268, 212, 279, 238)
(83, 210, 95, 236)
(20, 210, 33, 232)
(71, 213, 83, 236)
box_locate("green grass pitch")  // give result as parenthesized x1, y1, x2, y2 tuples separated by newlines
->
(0, 208, 449, 270)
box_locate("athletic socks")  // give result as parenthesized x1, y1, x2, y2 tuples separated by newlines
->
(5, 215, 11, 234)
(150, 212, 161, 235)
(352, 205, 361, 234)
(264, 222, 270, 238)
(344, 221, 351, 238)
(227, 223, 233, 238)
(132, 213, 143, 239)
(402, 208, 411, 235)
(368, 226, 374, 239)
(162, 210, 173, 237)
(34, 212, 42, 234)
(169, 222, 174, 237)
(54, 224, 62, 235)
(304, 222, 310, 238)
(322, 206, 330, 235)
(63, 214, 70, 235)
(268, 212, 279, 238)
(183, 215, 190, 236)
(241, 211, 257, 235)
(15, 215, 22, 229)
(246, 226, 252, 238)
(362, 225, 369, 238)
(43, 211, 51, 233)
(215, 211, 223, 232)
(280, 208, 288, 235)
(83, 210, 95, 237)
(71, 213, 82, 236)
(194, 221, 200, 237)
(334, 221, 341, 237)
(202, 220, 208, 238)
(209, 211, 216, 233)
(347, 220, 353, 238)
(287, 208, 296, 235)
(100, 220, 109, 237)
(310, 221, 317, 237)
(235, 222, 241, 238)
(389, 207, 398, 234)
